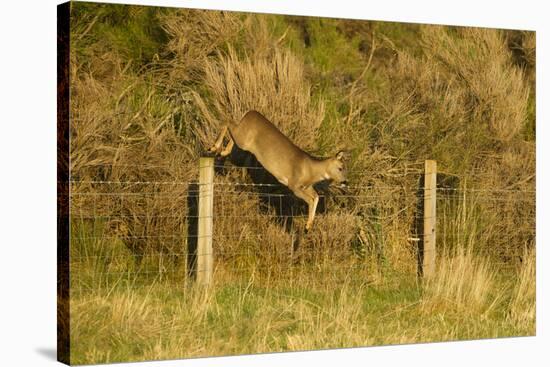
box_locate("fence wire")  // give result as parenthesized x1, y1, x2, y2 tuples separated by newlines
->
(67, 163, 535, 295)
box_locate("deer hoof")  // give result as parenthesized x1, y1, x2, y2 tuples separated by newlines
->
(207, 146, 220, 156)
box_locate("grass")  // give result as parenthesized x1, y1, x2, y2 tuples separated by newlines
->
(69, 218, 535, 365)
(70, 246, 534, 364)
(65, 3, 536, 364)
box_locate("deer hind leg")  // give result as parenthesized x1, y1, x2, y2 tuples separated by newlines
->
(208, 125, 228, 154)
(219, 136, 234, 157)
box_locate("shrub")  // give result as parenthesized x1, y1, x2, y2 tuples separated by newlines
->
(422, 27, 530, 142)
(194, 47, 325, 152)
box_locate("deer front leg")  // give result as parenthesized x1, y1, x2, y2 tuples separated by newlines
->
(304, 186, 319, 231)
(208, 125, 228, 154)
(290, 185, 319, 232)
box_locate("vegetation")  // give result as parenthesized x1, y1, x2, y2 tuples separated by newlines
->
(67, 2, 535, 364)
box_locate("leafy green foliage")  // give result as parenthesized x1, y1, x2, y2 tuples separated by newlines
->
(71, 2, 168, 70)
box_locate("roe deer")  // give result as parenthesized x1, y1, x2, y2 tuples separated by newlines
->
(209, 110, 347, 231)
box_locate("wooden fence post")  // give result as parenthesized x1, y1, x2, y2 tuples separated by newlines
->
(197, 157, 214, 286)
(423, 160, 437, 277)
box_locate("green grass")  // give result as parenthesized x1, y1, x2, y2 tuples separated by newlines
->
(69, 227, 534, 365)
(70, 272, 532, 364)
(71, 2, 168, 69)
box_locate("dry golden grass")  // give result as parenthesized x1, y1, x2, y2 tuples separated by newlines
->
(508, 247, 536, 329)
(69, 250, 535, 364)
(421, 27, 529, 142)
(69, 7, 534, 264)
(66, 5, 535, 364)
(423, 246, 499, 315)
(195, 46, 325, 151)
(160, 9, 242, 83)
(69, 58, 197, 256)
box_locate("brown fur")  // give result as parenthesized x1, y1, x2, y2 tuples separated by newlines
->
(210, 110, 347, 230)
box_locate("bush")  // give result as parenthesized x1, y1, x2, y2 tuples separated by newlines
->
(195, 47, 325, 151)
(69, 2, 535, 268)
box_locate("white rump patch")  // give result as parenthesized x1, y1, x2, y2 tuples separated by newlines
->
(278, 177, 289, 186)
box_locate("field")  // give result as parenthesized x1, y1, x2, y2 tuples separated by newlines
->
(69, 225, 535, 364)
(62, 2, 535, 364)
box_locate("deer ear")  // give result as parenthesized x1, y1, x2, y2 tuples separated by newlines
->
(335, 151, 345, 161)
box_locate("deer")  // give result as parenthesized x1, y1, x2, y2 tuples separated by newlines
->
(208, 110, 348, 232)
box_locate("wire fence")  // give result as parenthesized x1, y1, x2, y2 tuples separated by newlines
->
(68, 160, 536, 294)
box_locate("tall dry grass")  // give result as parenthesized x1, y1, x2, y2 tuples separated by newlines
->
(380, 26, 531, 174)
(66, 5, 536, 363)
(69, 50, 199, 257)
(422, 27, 529, 142)
(508, 247, 536, 329)
(69, 247, 535, 364)
(159, 9, 242, 84)
(423, 246, 500, 315)
(70, 5, 534, 265)
(194, 47, 325, 151)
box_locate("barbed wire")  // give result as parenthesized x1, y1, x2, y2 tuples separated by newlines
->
(72, 223, 535, 241)
(67, 162, 535, 294)
(68, 179, 535, 193)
